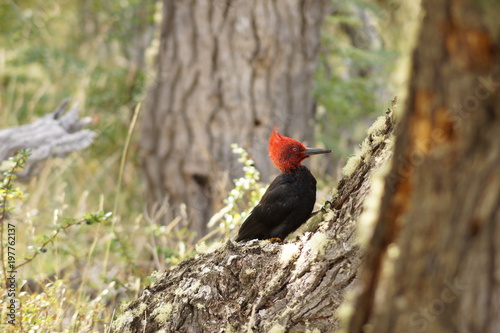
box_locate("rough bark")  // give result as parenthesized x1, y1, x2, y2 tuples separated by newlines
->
(0, 99, 96, 180)
(140, 0, 330, 236)
(347, 1, 500, 332)
(113, 102, 396, 332)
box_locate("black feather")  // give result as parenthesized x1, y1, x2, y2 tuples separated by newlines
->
(235, 166, 316, 241)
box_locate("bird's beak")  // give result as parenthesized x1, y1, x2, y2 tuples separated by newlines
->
(304, 147, 332, 156)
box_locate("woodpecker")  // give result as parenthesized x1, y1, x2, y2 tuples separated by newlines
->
(235, 126, 331, 242)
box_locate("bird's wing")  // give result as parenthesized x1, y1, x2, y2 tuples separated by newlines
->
(236, 179, 298, 241)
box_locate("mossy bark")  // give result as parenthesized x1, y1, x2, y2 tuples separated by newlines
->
(114, 103, 396, 332)
(347, 0, 500, 332)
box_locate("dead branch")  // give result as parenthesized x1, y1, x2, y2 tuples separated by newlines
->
(0, 98, 96, 180)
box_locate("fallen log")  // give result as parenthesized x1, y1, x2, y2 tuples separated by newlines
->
(0, 98, 96, 180)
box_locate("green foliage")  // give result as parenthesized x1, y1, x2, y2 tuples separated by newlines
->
(206, 144, 266, 239)
(0, 1, 156, 237)
(0, 150, 113, 332)
(0, 150, 30, 203)
(1, 2, 157, 322)
(315, 0, 397, 156)
(18, 211, 112, 270)
(0, 150, 30, 286)
(0, 279, 110, 333)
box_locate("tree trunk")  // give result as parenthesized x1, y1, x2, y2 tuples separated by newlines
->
(347, 1, 500, 332)
(140, 0, 329, 236)
(113, 100, 396, 332)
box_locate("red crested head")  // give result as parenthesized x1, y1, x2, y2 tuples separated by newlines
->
(268, 126, 332, 173)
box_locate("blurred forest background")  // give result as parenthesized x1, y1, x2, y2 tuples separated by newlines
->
(0, 0, 420, 331)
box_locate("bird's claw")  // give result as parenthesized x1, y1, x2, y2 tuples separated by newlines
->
(267, 237, 283, 243)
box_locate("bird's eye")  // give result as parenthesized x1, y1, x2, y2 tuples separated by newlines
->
(292, 147, 299, 152)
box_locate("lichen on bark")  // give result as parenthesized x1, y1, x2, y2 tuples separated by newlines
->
(113, 103, 397, 333)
